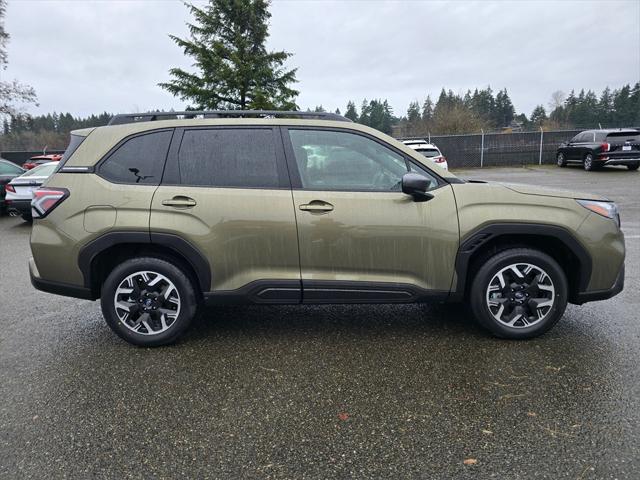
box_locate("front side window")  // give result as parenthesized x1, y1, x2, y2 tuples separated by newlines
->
(99, 130, 172, 185)
(289, 129, 417, 191)
(177, 128, 280, 188)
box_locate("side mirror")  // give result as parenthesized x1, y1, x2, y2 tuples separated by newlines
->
(402, 173, 434, 202)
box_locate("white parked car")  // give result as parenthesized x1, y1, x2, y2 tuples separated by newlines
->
(402, 140, 448, 170)
(5, 161, 59, 222)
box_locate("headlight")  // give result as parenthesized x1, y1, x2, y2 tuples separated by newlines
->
(577, 200, 620, 227)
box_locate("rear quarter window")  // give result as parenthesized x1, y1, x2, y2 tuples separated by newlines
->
(56, 134, 87, 170)
(99, 130, 173, 185)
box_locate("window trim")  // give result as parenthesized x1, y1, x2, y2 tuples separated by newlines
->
(280, 126, 445, 193)
(161, 125, 291, 190)
(95, 128, 175, 186)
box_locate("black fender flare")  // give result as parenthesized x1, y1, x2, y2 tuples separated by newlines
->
(452, 223, 592, 301)
(78, 231, 211, 294)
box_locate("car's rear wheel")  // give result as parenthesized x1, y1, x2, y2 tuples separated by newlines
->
(556, 152, 567, 167)
(627, 162, 639, 171)
(101, 257, 198, 346)
(583, 153, 596, 171)
(470, 248, 568, 339)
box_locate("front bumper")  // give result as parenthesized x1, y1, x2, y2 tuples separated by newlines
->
(29, 257, 95, 300)
(573, 263, 624, 304)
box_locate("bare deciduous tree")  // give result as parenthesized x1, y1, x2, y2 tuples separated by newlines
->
(0, 0, 37, 118)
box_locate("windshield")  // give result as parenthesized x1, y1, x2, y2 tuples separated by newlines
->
(415, 148, 440, 158)
(20, 162, 58, 178)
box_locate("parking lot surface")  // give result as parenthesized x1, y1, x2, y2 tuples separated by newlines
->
(1, 166, 638, 479)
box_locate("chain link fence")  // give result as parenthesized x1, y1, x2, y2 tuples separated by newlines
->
(398, 129, 584, 169)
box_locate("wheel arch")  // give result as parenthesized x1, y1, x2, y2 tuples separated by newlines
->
(78, 231, 211, 298)
(453, 223, 591, 304)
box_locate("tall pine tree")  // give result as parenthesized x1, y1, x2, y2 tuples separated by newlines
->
(160, 0, 298, 110)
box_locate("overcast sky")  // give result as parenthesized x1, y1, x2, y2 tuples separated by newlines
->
(5, 0, 640, 118)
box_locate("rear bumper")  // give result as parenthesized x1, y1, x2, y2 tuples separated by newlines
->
(6, 199, 31, 215)
(602, 157, 640, 165)
(573, 263, 624, 304)
(29, 257, 95, 300)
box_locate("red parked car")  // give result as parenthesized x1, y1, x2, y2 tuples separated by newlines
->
(22, 154, 62, 170)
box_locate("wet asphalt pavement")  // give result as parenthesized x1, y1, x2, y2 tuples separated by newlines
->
(0, 165, 638, 479)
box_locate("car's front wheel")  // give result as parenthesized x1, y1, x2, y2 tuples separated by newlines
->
(470, 248, 568, 339)
(627, 162, 639, 171)
(101, 257, 198, 346)
(556, 152, 567, 167)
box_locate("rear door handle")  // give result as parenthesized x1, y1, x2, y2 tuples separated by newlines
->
(299, 200, 334, 213)
(162, 196, 197, 208)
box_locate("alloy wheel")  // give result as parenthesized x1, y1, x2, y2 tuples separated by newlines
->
(113, 271, 181, 335)
(584, 155, 593, 170)
(485, 263, 555, 328)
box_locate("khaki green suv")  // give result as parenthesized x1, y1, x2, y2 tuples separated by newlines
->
(29, 111, 625, 346)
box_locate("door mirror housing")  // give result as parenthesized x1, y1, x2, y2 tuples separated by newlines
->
(401, 173, 434, 202)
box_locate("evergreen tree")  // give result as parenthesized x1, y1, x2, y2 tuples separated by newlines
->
(530, 105, 547, 126)
(359, 99, 371, 126)
(344, 101, 358, 122)
(598, 87, 613, 126)
(421, 96, 433, 122)
(494, 88, 515, 127)
(159, 0, 298, 110)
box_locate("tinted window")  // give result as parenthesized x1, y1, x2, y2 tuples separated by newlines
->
(580, 132, 595, 142)
(289, 129, 436, 191)
(177, 128, 280, 188)
(100, 130, 172, 185)
(57, 134, 86, 170)
(415, 148, 440, 158)
(0, 161, 23, 175)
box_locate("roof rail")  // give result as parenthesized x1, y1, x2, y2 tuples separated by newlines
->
(108, 110, 352, 126)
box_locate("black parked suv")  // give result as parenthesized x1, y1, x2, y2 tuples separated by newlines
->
(556, 129, 640, 171)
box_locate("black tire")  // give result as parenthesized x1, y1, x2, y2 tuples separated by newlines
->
(101, 257, 198, 346)
(556, 152, 567, 167)
(470, 248, 568, 339)
(627, 162, 639, 171)
(583, 153, 596, 171)
(21, 214, 32, 223)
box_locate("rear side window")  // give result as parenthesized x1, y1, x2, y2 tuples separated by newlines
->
(99, 130, 172, 185)
(0, 161, 23, 175)
(176, 128, 280, 188)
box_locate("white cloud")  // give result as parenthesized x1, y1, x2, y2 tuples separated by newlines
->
(5, 0, 640, 118)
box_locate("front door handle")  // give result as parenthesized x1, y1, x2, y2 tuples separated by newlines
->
(299, 200, 334, 213)
(162, 196, 197, 208)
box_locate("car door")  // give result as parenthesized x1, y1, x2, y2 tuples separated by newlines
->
(149, 126, 301, 301)
(282, 127, 460, 302)
(564, 133, 583, 160)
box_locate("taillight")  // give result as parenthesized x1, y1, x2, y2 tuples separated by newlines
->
(600, 143, 610, 152)
(31, 188, 69, 219)
(434, 156, 446, 163)
(5, 184, 15, 193)
(23, 163, 34, 169)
